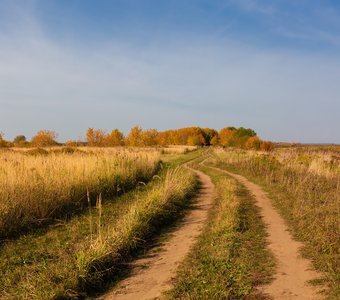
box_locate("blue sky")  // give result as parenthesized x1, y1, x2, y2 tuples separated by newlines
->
(0, 0, 339, 143)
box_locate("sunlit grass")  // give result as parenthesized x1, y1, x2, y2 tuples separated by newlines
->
(0, 166, 197, 299)
(212, 146, 340, 297)
(0, 148, 160, 238)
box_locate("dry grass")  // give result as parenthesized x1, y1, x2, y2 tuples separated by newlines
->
(212, 146, 340, 298)
(11, 145, 198, 156)
(75, 167, 197, 294)
(0, 166, 197, 299)
(213, 146, 340, 178)
(0, 148, 160, 238)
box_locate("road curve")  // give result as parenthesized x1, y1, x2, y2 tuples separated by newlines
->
(206, 164, 324, 300)
(99, 165, 215, 300)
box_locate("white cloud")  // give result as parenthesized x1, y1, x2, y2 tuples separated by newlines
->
(0, 2, 339, 143)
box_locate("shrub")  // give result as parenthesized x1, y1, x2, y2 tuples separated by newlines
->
(31, 130, 58, 147)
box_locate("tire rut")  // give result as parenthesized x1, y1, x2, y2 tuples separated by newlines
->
(99, 166, 215, 300)
(206, 164, 325, 300)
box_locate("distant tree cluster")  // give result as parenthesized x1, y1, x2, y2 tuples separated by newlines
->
(122, 126, 218, 147)
(86, 126, 273, 150)
(0, 130, 58, 148)
(0, 126, 273, 151)
(86, 128, 124, 146)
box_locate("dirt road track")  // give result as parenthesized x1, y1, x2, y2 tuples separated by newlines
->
(99, 167, 215, 300)
(100, 160, 324, 300)
(207, 165, 324, 300)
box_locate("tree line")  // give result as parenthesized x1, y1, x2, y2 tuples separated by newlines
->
(0, 126, 273, 151)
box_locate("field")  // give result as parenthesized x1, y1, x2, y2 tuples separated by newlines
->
(0, 147, 160, 238)
(0, 145, 339, 299)
(209, 145, 340, 298)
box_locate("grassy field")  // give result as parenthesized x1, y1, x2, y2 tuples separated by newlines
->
(0, 147, 199, 299)
(210, 146, 340, 298)
(1, 145, 338, 299)
(0, 148, 160, 239)
(168, 164, 274, 299)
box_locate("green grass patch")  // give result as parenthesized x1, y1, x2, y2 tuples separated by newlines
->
(160, 147, 205, 167)
(168, 165, 274, 299)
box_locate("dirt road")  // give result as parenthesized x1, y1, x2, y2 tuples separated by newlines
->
(207, 165, 324, 300)
(100, 160, 324, 300)
(99, 167, 215, 300)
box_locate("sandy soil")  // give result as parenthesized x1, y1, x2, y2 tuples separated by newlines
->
(99, 166, 215, 300)
(208, 165, 324, 300)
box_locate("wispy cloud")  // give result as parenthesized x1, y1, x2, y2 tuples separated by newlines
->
(0, 1, 339, 143)
(225, 0, 340, 49)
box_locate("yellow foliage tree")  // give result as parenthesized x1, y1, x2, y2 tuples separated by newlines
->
(219, 127, 236, 146)
(0, 132, 10, 147)
(31, 130, 58, 147)
(105, 129, 124, 146)
(142, 129, 159, 146)
(86, 128, 106, 146)
(245, 136, 261, 150)
(126, 126, 143, 146)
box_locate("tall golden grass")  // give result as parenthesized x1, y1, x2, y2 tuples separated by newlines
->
(0, 149, 160, 238)
(0, 166, 197, 299)
(212, 146, 340, 178)
(76, 167, 197, 293)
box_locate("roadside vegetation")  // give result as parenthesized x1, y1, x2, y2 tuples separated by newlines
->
(1, 124, 338, 299)
(0, 149, 159, 239)
(211, 146, 340, 298)
(169, 164, 274, 299)
(0, 151, 198, 299)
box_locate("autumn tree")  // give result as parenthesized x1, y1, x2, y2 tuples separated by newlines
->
(202, 128, 218, 145)
(187, 134, 205, 146)
(234, 127, 256, 138)
(13, 135, 28, 147)
(105, 129, 124, 146)
(31, 130, 58, 147)
(81, 125, 263, 149)
(86, 128, 106, 146)
(0, 132, 10, 147)
(210, 135, 218, 145)
(86, 128, 95, 146)
(157, 131, 170, 146)
(126, 126, 143, 146)
(142, 129, 159, 146)
(245, 136, 261, 150)
(219, 127, 236, 146)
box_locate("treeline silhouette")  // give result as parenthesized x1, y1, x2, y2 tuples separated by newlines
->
(0, 126, 273, 151)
